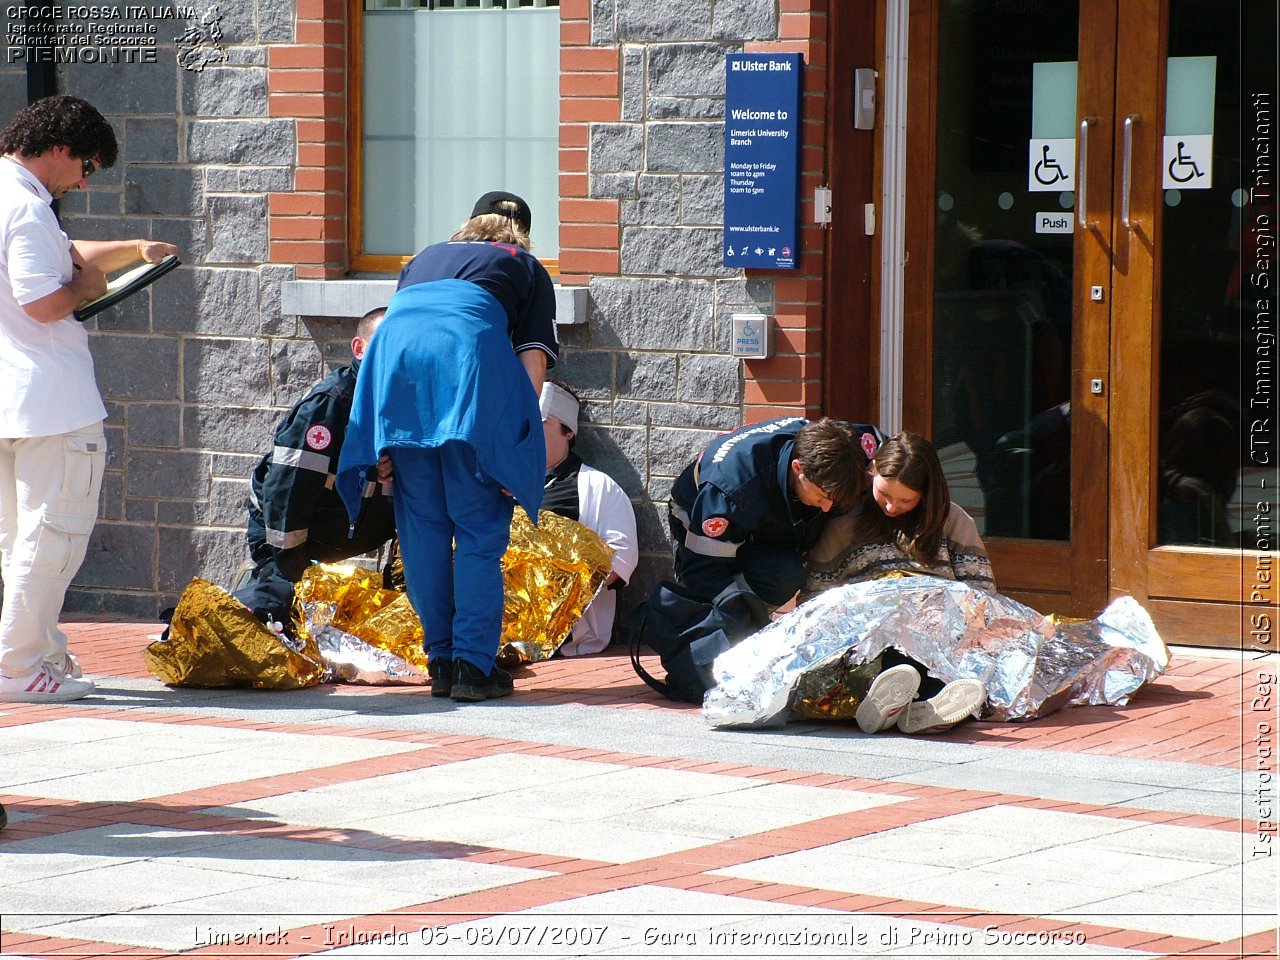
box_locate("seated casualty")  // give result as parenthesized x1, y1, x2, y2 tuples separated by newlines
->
(539, 379, 638, 654)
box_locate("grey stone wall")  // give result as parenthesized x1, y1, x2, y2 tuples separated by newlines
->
(567, 0, 780, 603)
(0, 0, 789, 628)
(0, 2, 319, 619)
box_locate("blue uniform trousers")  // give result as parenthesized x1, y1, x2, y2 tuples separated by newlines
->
(392, 441, 513, 675)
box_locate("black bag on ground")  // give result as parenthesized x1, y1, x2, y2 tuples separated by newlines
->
(629, 579, 770, 704)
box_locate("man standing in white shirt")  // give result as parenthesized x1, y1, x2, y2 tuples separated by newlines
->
(540, 380, 638, 655)
(0, 96, 178, 702)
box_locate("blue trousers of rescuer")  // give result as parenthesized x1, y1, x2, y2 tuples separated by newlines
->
(391, 441, 514, 675)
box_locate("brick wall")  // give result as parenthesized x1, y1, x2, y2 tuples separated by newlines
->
(267, 0, 346, 278)
(557, 0, 830, 598)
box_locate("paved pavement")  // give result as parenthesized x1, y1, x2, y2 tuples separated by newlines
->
(0, 618, 1277, 960)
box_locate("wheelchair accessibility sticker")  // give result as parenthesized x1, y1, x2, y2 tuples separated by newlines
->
(1028, 138, 1075, 192)
(1163, 134, 1212, 189)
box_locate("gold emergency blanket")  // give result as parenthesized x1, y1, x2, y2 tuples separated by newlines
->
(149, 509, 612, 688)
(144, 578, 325, 689)
(294, 563, 430, 684)
(790, 653, 885, 720)
(704, 576, 1170, 727)
(293, 509, 612, 678)
(498, 508, 614, 663)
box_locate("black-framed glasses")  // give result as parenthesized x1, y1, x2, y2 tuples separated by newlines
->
(80, 157, 96, 179)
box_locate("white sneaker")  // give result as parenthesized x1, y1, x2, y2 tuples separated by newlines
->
(896, 679, 986, 734)
(46, 652, 83, 679)
(0, 664, 95, 702)
(855, 664, 921, 734)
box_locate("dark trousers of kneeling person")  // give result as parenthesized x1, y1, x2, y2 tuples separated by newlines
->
(667, 507, 805, 608)
(234, 495, 396, 628)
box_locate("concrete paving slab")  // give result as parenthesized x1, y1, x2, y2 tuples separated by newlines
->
(25, 911, 329, 953)
(212, 755, 903, 863)
(1147, 860, 1278, 914)
(988, 844, 1223, 896)
(600, 783, 903, 841)
(902, 750, 1240, 790)
(714, 848, 955, 895)
(0, 879, 144, 917)
(1196, 770, 1257, 794)
(889, 868, 1109, 915)
(11, 856, 274, 916)
(769, 821, 1063, 870)
(4, 826, 550, 951)
(2, 822, 246, 865)
(1087, 821, 1248, 864)
(1102, 787, 1249, 818)
(489, 817, 729, 862)
(903, 805, 1141, 844)
(0, 717, 424, 801)
(886, 765, 1173, 807)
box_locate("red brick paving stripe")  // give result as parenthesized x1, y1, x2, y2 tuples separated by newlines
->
(1009, 797, 1250, 832)
(1089, 927, 1191, 950)
(1140, 934, 1252, 956)
(1153, 928, 1280, 957)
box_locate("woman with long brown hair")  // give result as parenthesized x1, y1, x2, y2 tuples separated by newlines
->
(804, 432, 993, 734)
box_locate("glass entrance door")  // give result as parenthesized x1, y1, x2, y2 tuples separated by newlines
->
(904, 0, 1276, 635)
(931, 3, 1079, 545)
(908, 0, 1111, 616)
(1109, 0, 1277, 642)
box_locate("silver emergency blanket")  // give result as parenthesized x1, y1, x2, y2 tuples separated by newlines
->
(703, 575, 1169, 728)
(311, 624, 429, 685)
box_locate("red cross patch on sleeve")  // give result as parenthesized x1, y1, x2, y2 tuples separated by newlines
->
(305, 425, 332, 451)
(860, 431, 879, 461)
(702, 516, 730, 538)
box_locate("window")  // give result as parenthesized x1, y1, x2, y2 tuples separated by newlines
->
(351, 0, 561, 272)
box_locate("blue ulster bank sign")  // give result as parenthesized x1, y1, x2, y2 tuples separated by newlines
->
(723, 52, 803, 270)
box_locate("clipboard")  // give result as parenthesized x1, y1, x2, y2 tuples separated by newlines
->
(74, 254, 182, 322)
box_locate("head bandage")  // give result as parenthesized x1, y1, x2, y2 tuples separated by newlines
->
(539, 382, 579, 434)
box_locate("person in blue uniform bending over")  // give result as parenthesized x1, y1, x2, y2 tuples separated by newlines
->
(668, 417, 884, 608)
(234, 307, 395, 631)
(338, 192, 558, 703)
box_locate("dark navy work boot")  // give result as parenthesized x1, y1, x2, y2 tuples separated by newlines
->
(428, 657, 454, 698)
(450, 659, 514, 702)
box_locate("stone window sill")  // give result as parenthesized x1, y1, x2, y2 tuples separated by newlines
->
(281, 279, 587, 325)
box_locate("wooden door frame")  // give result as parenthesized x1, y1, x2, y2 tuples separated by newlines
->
(823, 0, 879, 421)
(1107, 0, 1164, 615)
(1068, 0, 1118, 619)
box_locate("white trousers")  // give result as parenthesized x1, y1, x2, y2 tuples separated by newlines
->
(0, 422, 106, 677)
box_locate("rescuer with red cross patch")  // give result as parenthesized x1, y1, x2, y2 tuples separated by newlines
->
(667, 417, 883, 607)
(230, 308, 397, 631)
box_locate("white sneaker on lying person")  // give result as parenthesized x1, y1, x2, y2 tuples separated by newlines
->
(0, 663, 95, 702)
(896, 678, 986, 735)
(855, 664, 921, 734)
(46, 652, 82, 679)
